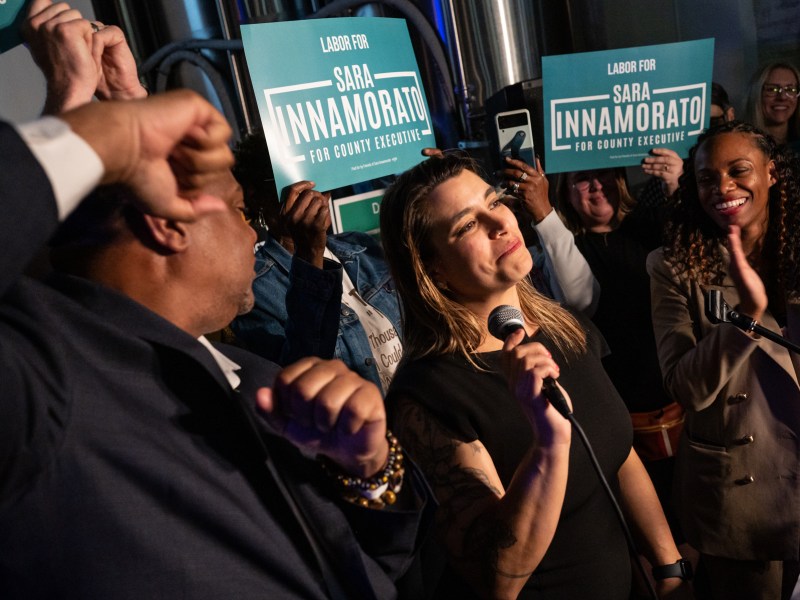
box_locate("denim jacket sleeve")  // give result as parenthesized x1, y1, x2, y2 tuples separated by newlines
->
(232, 233, 402, 392)
(231, 239, 344, 366)
(282, 255, 343, 364)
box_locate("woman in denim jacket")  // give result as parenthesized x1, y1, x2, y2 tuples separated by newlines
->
(233, 179, 403, 393)
(231, 136, 597, 394)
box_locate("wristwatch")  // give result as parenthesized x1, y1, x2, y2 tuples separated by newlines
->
(652, 558, 693, 581)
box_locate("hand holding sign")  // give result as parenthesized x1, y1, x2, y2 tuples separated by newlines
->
(281, 181, 332, 269)
(24, 0, 98, 112)
(640, 147, 683, 196)
(92, 23, 148, 102)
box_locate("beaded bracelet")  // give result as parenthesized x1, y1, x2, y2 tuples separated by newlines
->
(321, 430, 405, 509)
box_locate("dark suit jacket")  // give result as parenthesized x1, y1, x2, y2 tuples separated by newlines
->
(0, 122, 428, 598)
(648, 247, 800, 560)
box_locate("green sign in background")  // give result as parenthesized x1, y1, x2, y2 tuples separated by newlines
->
(543, 39, 714, 173)
(331, 189, 384, 236)
(241, 17, 435, 198)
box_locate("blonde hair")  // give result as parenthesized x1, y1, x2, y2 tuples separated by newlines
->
(745, 62, 800, 143)
(380, 153, 586, 365)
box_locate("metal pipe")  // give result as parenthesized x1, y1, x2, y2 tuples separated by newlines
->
(444, 0, 472, 138)
(214, 0, 257, 134)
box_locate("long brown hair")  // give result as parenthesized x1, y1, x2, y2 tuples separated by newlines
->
(380, 153, 586, 365)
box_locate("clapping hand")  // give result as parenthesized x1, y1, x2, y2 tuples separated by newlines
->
(727, 225, 768, 324)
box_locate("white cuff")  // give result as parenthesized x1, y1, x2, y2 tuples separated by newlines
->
(14, 116, 104, 220)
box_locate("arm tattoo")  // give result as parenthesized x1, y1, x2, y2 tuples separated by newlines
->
(394, 398, 530, 582)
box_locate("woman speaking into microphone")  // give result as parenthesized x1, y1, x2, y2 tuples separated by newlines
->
(380, 153, 688, 599)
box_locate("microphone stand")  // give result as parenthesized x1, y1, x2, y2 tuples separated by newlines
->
(706, 290, 800, 355)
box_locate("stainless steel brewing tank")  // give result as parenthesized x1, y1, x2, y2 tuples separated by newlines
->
(434, 0, 542, 120)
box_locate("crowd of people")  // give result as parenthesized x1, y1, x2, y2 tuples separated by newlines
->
(2, 1, 800, 599)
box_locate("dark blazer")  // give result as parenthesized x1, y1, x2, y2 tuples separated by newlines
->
(0, 122, 428, 599)
(647, 247, 800, 560)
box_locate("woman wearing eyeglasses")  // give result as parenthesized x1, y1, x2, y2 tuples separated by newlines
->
(745, 62, 800, 151)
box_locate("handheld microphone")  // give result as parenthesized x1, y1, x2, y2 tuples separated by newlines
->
(487, 305, 572, 418)
(489, 305, 657, 599)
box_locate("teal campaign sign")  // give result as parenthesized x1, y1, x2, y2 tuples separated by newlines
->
(241, 17, 435, 197)
(330, 188, 385, 236)
(0, 0, 31, 54)
(543, 39, 714, 173)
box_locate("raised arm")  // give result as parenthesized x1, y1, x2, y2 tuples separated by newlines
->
(61, 92, 232, 220)
(393, 333, 572, 599)
(647, 247, 761, 411)
(24, 0, 146, 114)
(502, 156, 600, 313)
(2, 92, 231, 287)
(232, 180, 346, 365)
(2, 92, 232, 503)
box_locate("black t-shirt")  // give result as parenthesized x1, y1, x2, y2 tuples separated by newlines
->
(389, 314, 633, 599)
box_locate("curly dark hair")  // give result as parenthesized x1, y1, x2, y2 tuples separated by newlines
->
(663, 121, 800, 296)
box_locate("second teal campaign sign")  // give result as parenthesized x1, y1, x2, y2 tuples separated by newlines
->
(241, 17, 435, 197)
(543, 39, 714, 173)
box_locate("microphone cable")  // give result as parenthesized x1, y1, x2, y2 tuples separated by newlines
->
(566, 411, 657, 600)
(489, 305, 658, 600)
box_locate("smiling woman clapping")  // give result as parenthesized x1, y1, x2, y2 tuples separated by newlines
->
(648, 121, 800, 600)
